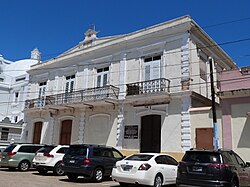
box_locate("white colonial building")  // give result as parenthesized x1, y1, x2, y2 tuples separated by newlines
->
(0, 49, 41, 144)
(23, 16, 236, 159)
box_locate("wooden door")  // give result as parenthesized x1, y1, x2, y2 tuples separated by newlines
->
(60, 120, 72, 145)
(33, 122, 42, 144)
(140, 115, 161, 153)
(196, 128, 214, 150)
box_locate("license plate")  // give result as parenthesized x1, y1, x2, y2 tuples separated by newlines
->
(69, 160, 75, 163)
(192, 166, 202, 172)
(121, 165, 132, 171)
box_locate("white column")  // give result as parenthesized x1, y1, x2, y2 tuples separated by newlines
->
(118, 53, 126, 100)
(116, 104, 124, 149)
(78, 111, 85, 144)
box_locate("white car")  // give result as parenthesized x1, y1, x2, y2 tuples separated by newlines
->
(33, 145, 69, 175)
(112, 153, 178, 187)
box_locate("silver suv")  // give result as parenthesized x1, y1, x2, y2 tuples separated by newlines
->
(0, 143, 44, 171)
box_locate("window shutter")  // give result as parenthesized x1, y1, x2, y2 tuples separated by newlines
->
(145, 65, 151, 81)
(97, 75, 101, 87)
(152, 60, 160, 79)
(70, 81, 74, 93)
(103, 74, 108, 86)
(65, 82, 69, 93)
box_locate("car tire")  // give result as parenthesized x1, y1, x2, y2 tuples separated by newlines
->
(92, 167, 104, 182)
(67, 173, 78, 182)
(154, 174, 163, 187)
(37, 168, 48, 175)
(18, 160, 30, 171)
(119, 182, 129, 187)
(53, 162, 64, 176)
(231, 179, 239, 187)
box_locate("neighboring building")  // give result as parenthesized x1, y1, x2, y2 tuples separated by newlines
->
(218, 66, 250, 160)
(0, 49, 41, 143)
(23, 16, 236, 159)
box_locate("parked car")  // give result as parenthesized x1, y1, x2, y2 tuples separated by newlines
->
(176, 149, 250, 187)
(112, 153, 178, 187)
(33, 145, 69, 175)
(0, 143, 44, 171)
(61, 144, 124, 182)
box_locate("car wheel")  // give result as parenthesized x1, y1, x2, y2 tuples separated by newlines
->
(53, 162, 64, 176)
(231, 179, 239, 187)
(119, 182, 129, 187)
(154, 174, 163, 187)
(37, 168, 48, 175)
(18, 160, 30, 171)
(92, 167, 104, 182)
(67, 173, 78, 182)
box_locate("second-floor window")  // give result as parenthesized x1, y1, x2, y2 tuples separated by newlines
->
(14, 92, 19, 102)
(38, 82, 47, 107)
(65, 75, 75, 93)
(144, 55, 161, 81)
(97, 67, 109, 87)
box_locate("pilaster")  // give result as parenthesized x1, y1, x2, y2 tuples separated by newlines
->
(78, 111, 86, 144)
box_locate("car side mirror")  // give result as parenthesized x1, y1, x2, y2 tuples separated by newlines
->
(245, 162, 250, 167)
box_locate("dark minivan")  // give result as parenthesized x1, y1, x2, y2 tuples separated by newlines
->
(61, 144, 124, 182)
(177, 149, 250, 187)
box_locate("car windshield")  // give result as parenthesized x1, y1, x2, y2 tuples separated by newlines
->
(182, 151, 221, 163)
(125, 154, 153, 161)
(3, 144, 17, 152)
(67, 146, 88, 156)
(36, 146, 56, 153)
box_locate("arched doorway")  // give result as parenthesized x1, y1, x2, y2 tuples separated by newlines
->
(33, 122, 42, 144)
(60, 120, 72, 145)
(140, 115, 161, 153)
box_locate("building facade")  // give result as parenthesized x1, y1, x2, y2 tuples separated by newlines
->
(0, 49, 41, 143)
(23, 16, 236, 159)
(218, 66, 250, 160)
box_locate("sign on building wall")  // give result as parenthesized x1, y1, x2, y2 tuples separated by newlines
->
(124, 125, 138, 139)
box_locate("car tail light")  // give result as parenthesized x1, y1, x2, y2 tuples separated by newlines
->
(208, 163, 229, 169)
(43, 153, 54, 158)
(7, 152, 16, 156)
(138, 163, 151, 170)
(83, 158, 91, 166)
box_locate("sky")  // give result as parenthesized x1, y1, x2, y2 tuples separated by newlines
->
(0, 0, 250, 68)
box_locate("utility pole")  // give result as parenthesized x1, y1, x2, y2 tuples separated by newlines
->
(209, 57, 219, 150)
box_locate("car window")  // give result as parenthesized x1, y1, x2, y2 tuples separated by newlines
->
(112, 149, 123, 159)
(155, 155, 167, 164)
(67, 146, 87, 156)
(19, 145, 43, 153)
(93, 148, 102, 157)
(101, 148, 113, 158)
(226, 152, 239, 165)
(37, 146, 55, 153)
(222, 152, 234, 164)
(234, 153, 245, 166)
(182, 151, 220, 163)
(125, 154, 153, 161)
(166, 155, 178, 165)
(3, 144, 17, 152)
(57, 147, 69, 154)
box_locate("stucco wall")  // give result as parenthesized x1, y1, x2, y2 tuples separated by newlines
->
(190, 107, 223, 148)
(231, 103, 250, 161)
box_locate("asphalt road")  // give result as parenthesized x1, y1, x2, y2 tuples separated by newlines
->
(0, 168, 119, 187)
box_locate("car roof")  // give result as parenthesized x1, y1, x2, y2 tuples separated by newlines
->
(128, 153, 174, 157)
(69, 144, 113, 149)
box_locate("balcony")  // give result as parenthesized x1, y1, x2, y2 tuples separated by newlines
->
(126, 78, 171, 104)
(25, 85, 119, 109)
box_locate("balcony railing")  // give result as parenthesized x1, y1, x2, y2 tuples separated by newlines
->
(25, 85, 119, 109)
(126, 78, 170, 96)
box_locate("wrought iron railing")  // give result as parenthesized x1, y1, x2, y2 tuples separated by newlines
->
(126, 78, 170, 96)
(25, 85, 119, 109)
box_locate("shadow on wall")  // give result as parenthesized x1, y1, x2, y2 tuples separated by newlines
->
(237, 118, 250, 148)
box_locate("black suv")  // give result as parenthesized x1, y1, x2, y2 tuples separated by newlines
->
(61, 144, 124, 182)
(176, 149, 250, 186)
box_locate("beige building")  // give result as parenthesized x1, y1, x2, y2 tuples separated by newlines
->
(22, 16, 236, 159)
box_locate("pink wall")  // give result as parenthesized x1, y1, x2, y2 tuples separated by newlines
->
(219, 68, 250, 92)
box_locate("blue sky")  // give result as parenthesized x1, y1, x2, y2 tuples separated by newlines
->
(0, 0, 250, 67)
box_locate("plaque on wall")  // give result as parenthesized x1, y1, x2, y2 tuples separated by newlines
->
(124, 125, 138, 139)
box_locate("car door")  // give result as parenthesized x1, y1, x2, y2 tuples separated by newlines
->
(155, 155, 177, 184)
(234, 153, 250, 186)
(100, 148, 116, 176)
